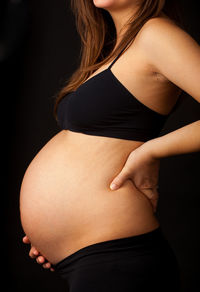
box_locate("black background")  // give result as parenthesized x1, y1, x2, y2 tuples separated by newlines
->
(2, 0, 200, 291)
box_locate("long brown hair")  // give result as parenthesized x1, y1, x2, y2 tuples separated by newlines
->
(53, 0, 184, 120)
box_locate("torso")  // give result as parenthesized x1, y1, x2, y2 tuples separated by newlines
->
(19, 15, 182, 265)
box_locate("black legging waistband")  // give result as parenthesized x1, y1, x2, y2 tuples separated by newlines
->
(53, 226, 168, 272)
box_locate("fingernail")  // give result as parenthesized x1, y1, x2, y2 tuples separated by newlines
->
(110, 183, 118, 190)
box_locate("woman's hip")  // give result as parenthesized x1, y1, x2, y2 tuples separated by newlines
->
(53, 226, 181, 292)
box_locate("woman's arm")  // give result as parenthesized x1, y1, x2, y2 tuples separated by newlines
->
(146, 120, 200, 159)
(109, 120, 200, 209)
(140, 17, 200, 103)
(110, 18, 200, 199)
(137, 17, 200, 157)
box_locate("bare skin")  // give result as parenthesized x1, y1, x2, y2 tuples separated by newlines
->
(22, 236, 55, 271)
(21, 4, 200, 270)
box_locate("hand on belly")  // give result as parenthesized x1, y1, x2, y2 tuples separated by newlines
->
(109, 142, 160, 213)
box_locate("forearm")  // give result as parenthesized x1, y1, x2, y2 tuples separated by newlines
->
(146, 120, 200, 159)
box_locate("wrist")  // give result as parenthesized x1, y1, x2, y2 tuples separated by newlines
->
(142, 137, 161, 160)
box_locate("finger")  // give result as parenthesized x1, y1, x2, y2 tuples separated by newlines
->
(32, 247, 40, 257)
(152, 199, 158, 213)
(36, 256, 45, 264)
(50, 268, 55, 272)
(29, 246, 39, 258)
(151, 190, 159, 212)
(139, 188, 159, 212)
(140, 187, 159, 200)
(149, 195, 158, 212)
(42, 262, 51, 269)
(110, 168, 130, 190)
(22, 235, 31, 244)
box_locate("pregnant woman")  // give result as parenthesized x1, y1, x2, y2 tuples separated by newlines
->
(20, 0, 200, 291)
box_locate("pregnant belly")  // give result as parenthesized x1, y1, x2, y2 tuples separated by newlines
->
(20, 130, 159, 264)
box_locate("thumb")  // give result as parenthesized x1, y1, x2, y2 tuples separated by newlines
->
(110, 168, 130, 190)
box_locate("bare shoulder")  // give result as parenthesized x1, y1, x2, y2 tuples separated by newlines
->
(144, 13, 179, 28)
(138, 14, 185, 41)
(136, 13, 196, 56)
(134, 14, 200, 102)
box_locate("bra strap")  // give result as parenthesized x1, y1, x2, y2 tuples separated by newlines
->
(108, 39, 133, 70)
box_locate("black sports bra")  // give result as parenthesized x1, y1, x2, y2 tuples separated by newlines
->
(57, 40, 173, 142)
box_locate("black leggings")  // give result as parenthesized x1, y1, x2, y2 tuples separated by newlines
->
(53, 227, 181, 292)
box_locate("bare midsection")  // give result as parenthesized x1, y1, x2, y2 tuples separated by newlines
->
(20, 130, 159, 264)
